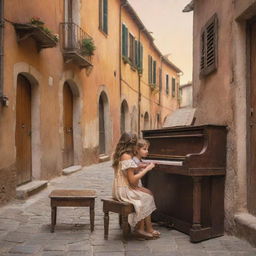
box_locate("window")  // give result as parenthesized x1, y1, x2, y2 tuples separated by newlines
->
(99, 0, 108, 34)
(148, 55, 156, 84)
(172, 77, 176, 97)
(166, 74, 169, 95)
(129, 33, 135, 65)
(122, 23, 128, 57)
(159, 68, 162, 91)
(200, 14, 218, 76)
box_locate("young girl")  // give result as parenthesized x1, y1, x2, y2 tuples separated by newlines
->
(112, 132, 160, 239)
(132, 139, 154, 196)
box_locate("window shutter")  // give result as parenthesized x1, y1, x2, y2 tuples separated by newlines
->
(135, 40, 138, 66)
(166, 74, 169, 94)
(200, 14, 218, 76)
(99, 0, 103, 30)
(140, 43, 143, 70)
(103, 0, 108, 34)
(122, 24, 128, 57)
(148, 55, 153, 84)
(153, 61, 156, 84)
(172, 77, 176, 97)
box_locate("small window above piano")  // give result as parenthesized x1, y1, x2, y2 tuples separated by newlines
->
(200, 14, 218, 77)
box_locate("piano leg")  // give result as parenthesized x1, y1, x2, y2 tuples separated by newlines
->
(190, 176, 211, 242)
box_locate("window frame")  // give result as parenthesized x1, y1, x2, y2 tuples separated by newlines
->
(99, 0, 108, 35)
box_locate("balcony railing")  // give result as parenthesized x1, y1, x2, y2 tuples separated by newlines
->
(60, 22, 93, 68)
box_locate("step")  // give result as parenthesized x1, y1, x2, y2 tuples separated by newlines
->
(16, 180, 48, 199)
(62, 165, 82, 175)
(234, 213, 256, 247)
(99, 154, 110, 162)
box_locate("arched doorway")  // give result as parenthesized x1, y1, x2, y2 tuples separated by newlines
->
(120, 100, 129, 134)
(16, 74, 32, 185)
(99, 92, 109, 154)
(63, 82, 74, 168)
(144, 112, 150, 130)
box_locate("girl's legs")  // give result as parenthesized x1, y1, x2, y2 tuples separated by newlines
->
(144, 215, 160, 237)
(134, 219, 154, 238)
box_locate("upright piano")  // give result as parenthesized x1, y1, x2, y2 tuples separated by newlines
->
(142, 124, 227, 242)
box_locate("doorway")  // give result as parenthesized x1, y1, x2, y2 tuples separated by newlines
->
(15, 74, 32, 185)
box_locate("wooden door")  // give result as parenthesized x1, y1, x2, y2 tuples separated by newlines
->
(63, 82, 74, 168)
(15, 75, 32, 185)
(99, 96, 105, 154)
(249, 21, 256, 215)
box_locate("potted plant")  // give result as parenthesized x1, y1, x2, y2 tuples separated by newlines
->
(81, 38, 96, 56)
(29, 17, 59, 42)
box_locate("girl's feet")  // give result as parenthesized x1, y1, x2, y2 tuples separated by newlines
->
(151, 230, 161, 237)
(134, 229, 155, 240)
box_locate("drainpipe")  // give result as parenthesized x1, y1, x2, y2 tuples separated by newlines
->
(138, 28, 143, 136)
(0, 0, 7, 107)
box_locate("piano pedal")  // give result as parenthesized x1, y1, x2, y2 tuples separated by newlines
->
(157, 221, 174, 229)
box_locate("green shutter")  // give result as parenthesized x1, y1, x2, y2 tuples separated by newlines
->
(103, 0, 108, 34)
(135, 40, 138, 67)
(122, 24, 126, 56)
(148, 55, 153, 84)
(172, 78, 176, 97)
(99, 0, 102, 30)
(140, 43, 143, 70)
(124, 26, 128, 57)
(153, 61, 156, 84)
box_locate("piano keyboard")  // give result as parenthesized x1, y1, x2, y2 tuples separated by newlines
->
(142, 159, 183, 166)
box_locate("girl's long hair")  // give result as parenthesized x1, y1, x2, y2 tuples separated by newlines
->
(112, 132, 138, 169)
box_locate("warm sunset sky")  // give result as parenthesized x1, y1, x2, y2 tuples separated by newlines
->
(128, 0, 193, 85)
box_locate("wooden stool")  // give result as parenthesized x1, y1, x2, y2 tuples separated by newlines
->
(101, 198, 135, 239)
(49, 189, 97, 232)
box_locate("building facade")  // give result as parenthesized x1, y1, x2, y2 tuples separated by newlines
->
(179, 82, 192, 108)
(0, 0, 181, 205)
(184, 0, 256, 246)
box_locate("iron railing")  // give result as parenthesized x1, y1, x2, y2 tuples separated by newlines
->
(60, 22, 93, 63)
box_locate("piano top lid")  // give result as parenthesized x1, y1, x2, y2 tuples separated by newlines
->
(142, 124, 228, 135)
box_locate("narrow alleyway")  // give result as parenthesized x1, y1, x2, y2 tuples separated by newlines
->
(0, 161, 255, 256)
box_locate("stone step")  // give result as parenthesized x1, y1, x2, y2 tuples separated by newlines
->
(16, 180, 48, 199)
(99, 154, 110, 162)
(62, 165, 82, 175)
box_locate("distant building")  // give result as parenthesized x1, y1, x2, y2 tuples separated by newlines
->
(179, 82, 192, 108)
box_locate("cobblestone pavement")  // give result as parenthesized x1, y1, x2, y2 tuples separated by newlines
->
(0, 161, 256, 256)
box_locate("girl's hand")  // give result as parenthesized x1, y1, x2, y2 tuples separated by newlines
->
(145, 162, 155, 172)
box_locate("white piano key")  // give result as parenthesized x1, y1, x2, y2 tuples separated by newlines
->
(142, 159, 183, 166)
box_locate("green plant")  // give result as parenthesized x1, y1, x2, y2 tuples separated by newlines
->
(30, 16, 44, 27)
(81, 38, 96, 56)
(29, 17, 58, 42)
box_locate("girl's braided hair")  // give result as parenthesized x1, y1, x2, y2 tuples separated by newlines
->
(112, 132, 138, 169)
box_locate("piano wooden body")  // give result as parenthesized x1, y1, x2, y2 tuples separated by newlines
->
(142, 124, 227, 242)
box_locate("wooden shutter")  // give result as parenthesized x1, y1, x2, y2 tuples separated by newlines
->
(139, 43, 143, 70)
(103, 0, 108, 34)
(166, 74, 169, 94)
(148, 55, 152, 84)
(99, 0, 102, 30)
(135, 40, 139, 66)
(200, 14, 218, 76)
(122, 24, 128, 57)
(153, 60, 156, 84)
(172, 77, 176, 97)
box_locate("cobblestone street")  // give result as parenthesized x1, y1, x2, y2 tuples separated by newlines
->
(0, 161, 255, 256)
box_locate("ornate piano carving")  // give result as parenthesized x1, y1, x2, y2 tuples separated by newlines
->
(142, 124, 227, 242)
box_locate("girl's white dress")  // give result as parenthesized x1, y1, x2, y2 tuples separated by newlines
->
(112, 159, 156, 227)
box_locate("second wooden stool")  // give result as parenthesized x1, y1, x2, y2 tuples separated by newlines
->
(101, 198, 135, 239)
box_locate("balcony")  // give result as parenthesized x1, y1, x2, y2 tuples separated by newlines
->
(60, 22, 93, 68)
(13, 23, 58, 51)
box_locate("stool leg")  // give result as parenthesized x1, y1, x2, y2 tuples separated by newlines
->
(90, 200, 95, 232)
(104, 212, 109, 240)
(122, 215, 129, 239)
(119, 214, 122, 228)
(51, 206, 57, 233)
